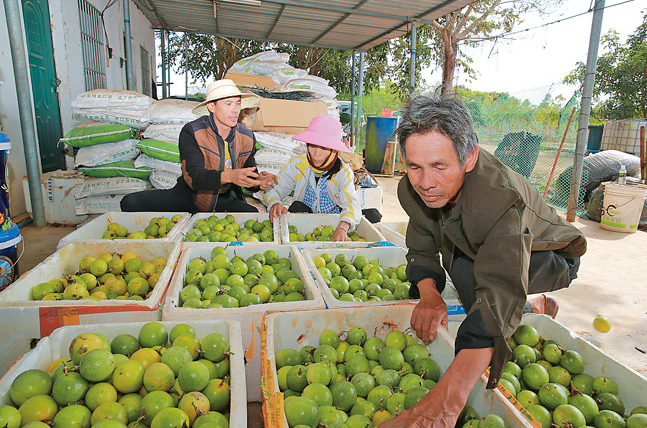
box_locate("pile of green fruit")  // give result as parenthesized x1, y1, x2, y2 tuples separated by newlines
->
(499, 323, 647, 428)
(0, 322, 231, 428)
(184, 215, 274, 243)
(312, 252, 412, 303)
(287, 224, 365, 242)
(103, 215, 183, 240)
(275, 327, 510, 427)
(178, 247, 306, 309)
(30, 252, 168, 302)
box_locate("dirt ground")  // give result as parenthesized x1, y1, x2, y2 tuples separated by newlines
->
(376, 175, 647, 376)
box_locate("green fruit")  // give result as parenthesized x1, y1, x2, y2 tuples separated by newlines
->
(9, 369, 52, 407)
(526, 404, 551, 428)
(522, 363, 549, 391)
(513, 324, 540, 347)
(302, 383, 333, 407)
(284, 396, 319, 428)
(593, 410, 626, 428)
(330, 380, 358, 412)
(404, 385, 429, 410)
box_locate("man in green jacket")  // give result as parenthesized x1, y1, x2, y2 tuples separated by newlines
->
(382, 95, 586, 427)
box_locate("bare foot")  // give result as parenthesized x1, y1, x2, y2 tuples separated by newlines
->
(527, 293, 559, 318)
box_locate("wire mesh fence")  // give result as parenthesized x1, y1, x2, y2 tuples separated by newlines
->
(460, 84, 589, 217)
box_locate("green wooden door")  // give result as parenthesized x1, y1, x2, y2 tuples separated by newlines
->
(22, 0, 65, 172)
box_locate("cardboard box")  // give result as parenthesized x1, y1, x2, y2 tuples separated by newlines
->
(247, 98, 327, 133)
(23, 170, 89, 225)
(225, 70, 278, 90)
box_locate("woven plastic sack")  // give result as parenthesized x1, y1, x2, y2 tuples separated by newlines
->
(255, 148, 293, 167)
(75, 194, 125, 215)
(59, 122, 136, 147)
(136, 139, 180, 163)
(282, 78, 337, 99)
(142, 124, 184, 143)
(267, 67, 308, 86)
(74, 139, 140, 167)
(71, 89, 154, 130)
(230, 50, 290, 73)
(148, 99, 200, 125)
(149, 169, 180, 190)
(254, 132, 305, 154)
(134, 154, 182, 175)
(75, 176, 151, 199)
(79, 161, 152, 180)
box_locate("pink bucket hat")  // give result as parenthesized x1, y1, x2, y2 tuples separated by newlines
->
(293, 115, 350, 154)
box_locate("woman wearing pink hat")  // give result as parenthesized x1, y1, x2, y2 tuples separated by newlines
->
(263, 115, 380, 242)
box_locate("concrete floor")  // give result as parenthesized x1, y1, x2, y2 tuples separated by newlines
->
(9, 175, 647, 426)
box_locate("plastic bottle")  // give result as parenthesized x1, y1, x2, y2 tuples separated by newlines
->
(618, 164, 627, 185)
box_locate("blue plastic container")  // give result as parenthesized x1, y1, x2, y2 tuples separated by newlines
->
(365, 116, 398, 173)
(0, 222, 21, 291)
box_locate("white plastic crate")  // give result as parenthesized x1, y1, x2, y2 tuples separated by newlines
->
(300, 246, 465, 336)
(375, 221, 408, 248)
(57, 211, 191, 248)
(0, 241, 181, 378)
(506, 314, 647, 421)
(0, 320, 247, 427)
(357, 187, 383, 211)
(178, 212, 281, 248)
(260, 306, 535, 428)
(162, 244, 325, 401)
(280, 213, 387, 248)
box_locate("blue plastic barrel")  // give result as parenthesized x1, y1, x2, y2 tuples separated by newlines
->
(365, 117, 399, 173)
(0, 222, 21, 291)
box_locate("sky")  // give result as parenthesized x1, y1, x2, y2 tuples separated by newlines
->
(423, 0, 647, 100)
(160, 0, 646, 100)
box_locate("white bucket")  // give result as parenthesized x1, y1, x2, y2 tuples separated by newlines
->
(600, 182, 647, 233)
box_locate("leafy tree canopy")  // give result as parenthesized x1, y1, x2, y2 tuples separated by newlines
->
(564, 13, 647, 120)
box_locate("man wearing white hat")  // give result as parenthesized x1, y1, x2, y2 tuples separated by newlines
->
(121, 79, 276, 212)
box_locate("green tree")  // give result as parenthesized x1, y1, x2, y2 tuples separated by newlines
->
(563, 14, 647, 119)
(408, 0, 563, 98)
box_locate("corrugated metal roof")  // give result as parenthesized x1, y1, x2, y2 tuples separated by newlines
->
(131, 0, 476, 50)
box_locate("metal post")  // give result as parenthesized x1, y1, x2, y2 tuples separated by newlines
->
(4, 0, 46, 227)
(409, 20, 417, 96)
(160, 29, 167, 99)
(167, 31, 171, 97)
(184, 34, 188, 99)
(350, 51, 356, 147)
(357, 51, 365, 147)
(567, 0, 605, 221)
(123, 0, 134, 90)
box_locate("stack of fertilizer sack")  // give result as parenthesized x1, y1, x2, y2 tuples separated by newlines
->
(62, 90, 199, 215)
(229, 50, 339, 120)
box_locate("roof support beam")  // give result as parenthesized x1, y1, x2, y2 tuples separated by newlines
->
(259, 0, 437, 25)
(355, 0, 463, 49)
(310, 0, 370, 45)
(264, 3, 286, 39)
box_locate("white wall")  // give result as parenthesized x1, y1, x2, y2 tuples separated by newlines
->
(0, 0, 155, 219)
